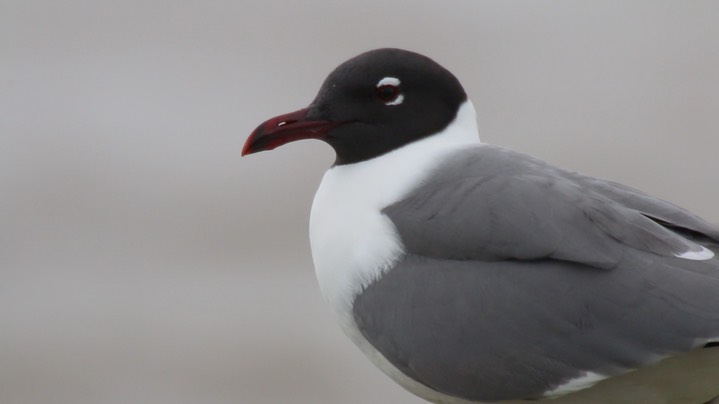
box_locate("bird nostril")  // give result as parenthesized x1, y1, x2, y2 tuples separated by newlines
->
(277, 120, 297, 127)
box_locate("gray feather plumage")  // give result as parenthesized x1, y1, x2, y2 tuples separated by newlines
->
(386, 145, 717, 266)
(352, 145, 719, 401)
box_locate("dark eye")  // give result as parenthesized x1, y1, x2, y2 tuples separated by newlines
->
(376, 85, 400, 103)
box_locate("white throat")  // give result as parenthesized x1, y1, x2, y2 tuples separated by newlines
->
(308, 100, 481, 403)
(308, 101, 480, 327)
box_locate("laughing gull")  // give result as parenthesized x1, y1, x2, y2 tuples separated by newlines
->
(242, 48, 719, 403)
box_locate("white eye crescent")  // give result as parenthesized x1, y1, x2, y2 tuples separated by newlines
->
(375, 77, 404, 105)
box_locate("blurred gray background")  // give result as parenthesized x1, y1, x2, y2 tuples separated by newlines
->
(2, 1, 719, 403)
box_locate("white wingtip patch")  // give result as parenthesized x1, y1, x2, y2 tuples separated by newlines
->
(675, 246, 715, 261)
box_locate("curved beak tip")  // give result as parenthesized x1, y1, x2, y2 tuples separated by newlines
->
(241, 134, 258, 156)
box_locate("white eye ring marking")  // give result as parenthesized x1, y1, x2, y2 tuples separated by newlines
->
(377, 77, 400, 87)
(376, 77, 404, 106)
(383, 93, 404, 106)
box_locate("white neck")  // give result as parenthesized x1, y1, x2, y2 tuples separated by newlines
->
(308, 101, 480, 326)
(307, 100, 481, 403)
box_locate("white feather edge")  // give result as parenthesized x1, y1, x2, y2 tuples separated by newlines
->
(543, 372, 607, 398)
(675, 245, 715, 260)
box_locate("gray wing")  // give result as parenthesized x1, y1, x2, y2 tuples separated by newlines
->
(353, 145, 719, 402)
(385, 146, 718, 269)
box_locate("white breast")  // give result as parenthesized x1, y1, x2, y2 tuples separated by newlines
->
(309, 100, 480, 326)
(308, 101, 481, 401)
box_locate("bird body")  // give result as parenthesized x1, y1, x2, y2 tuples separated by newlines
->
(243, 48, 719, 403)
